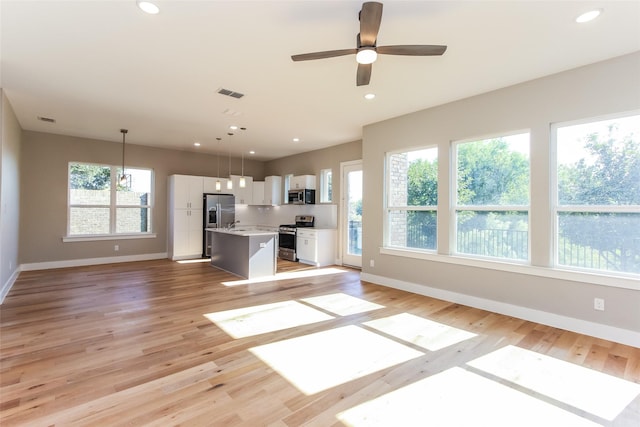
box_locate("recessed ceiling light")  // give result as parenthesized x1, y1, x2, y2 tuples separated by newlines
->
(293, 138, 300, 143)
(229, 125, 239, 130)
(576, 9, 602, 23)
(137, 1, 160, 15)
(249, 151, 256, 155)
(364, 93, 376, 100)
(194, 142, 201, 147)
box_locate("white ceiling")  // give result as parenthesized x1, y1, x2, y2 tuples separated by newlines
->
(2, 1, 639, 160)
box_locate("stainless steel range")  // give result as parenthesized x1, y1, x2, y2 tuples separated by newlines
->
(278, 215, 314, 261)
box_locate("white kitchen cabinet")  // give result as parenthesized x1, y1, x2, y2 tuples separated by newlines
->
(252, 181, 265, 205)
(172, 174, 203, 210)
(264, 175, 282, 205)
(230, 175, 253, 204)
(203, 176, 230, 194)
(168, 175, 205, 260)
(296, 228, 336, 267)
(291, 175, 316, 190)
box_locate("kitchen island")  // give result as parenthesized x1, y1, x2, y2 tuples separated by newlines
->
(206, 228, 278, 279)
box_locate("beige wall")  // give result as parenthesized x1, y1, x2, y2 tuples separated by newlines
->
(1, 91, 22, 299)
(19, 131, 265, 264)
(362, 52, 640, 334)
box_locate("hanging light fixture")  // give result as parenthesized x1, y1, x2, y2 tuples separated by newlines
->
(119, 129, 130, 187)
(239, 151, 246, 188)
(227, 145, 233, 190)
(216, 138, 222, 191)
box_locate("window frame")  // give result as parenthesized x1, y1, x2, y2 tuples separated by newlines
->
(384, 145, 439, 252)
(320, 168, 333, 203)
(65, 162, 155, 242)
(451, 131, 531, 263)
(551, 111, 640, 277)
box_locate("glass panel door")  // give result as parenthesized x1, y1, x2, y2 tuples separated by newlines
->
(341, 161, 362, 267)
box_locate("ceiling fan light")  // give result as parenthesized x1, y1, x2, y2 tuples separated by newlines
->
(356, 48, 377, 64)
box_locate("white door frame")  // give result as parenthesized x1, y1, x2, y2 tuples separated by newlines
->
(339, 159, 363, 267)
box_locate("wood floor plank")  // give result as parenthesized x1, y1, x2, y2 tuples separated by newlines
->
(1, 259, 638, 426)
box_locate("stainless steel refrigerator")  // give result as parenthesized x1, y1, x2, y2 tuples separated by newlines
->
(203, 193, 235, 257)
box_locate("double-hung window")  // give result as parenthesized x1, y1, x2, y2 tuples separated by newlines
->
(68, 162, 153, 237)
(385, 146, 438, 251)
(554, 112, 640, 275)
(453, 133, 530, 261)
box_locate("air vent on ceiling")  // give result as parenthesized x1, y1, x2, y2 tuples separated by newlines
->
(217, 88, 244, 99)
(37, 116, 56, 123)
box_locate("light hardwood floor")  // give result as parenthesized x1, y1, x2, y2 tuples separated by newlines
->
(1, 259, 639, 426)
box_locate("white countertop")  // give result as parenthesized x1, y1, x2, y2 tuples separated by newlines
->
(205, 227, 278, 237)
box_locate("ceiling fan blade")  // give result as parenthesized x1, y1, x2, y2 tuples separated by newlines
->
(377, 45, 448, 56)
(356, 63, 372, 86)
(359, 2, 383, 46)
(291, 49, 357, 61)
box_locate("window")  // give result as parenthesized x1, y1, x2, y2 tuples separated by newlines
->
(385, 147, 438, 251)
(68, 162, 153, 237)
(453, 133, 530, 261)
(320, 168, 333, 203)
(283, 174, 293, 204)
(554, 113, 640, 275)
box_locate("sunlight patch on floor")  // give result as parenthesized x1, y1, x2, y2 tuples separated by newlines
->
(204, 301, 334, 339)
(301, 293, 385, 316)
(177, 258, 211, 264)
(363, 312, 477, 351)
(337, 367, 600, 427)
(249, 325, 423, 395)
(467, 345, 640, 421)
(221, 267, 348, 286)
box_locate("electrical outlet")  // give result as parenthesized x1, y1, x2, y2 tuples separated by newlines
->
(114, 244, 119, 252)
(370, 259, 375, 267)
(594, 297, 605, 311)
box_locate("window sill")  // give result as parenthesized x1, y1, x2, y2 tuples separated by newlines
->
(63, 233, 156, 243)
(379, 247, 640, 290)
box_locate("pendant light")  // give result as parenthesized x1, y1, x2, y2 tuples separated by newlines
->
(216, 138, 222, 191)
(227, 146, 233, 190)
(239, 151, 246, 188)
(119, 129, 129, 187)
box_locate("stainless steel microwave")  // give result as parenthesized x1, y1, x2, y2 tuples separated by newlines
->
(288, 189, 315, 204)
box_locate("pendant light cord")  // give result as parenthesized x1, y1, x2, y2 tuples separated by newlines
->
(120, 129, 128, 183)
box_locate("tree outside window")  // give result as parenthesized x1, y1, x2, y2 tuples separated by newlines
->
(555, 113, 640, 274)
(454, 134, 530, 261)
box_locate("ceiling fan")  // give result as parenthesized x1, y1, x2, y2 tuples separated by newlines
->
(291, 1, 447, 86)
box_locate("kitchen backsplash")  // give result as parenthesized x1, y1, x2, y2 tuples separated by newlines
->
(235, 204, 338, 228)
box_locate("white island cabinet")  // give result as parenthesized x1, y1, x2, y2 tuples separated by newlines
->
(296, 228, 336, 267)
(169, 175, 204, 260)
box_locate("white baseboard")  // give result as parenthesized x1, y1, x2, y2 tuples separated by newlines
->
(360, 272, 640, 348)
(20, 253, 168, 272)
(0, 267, 21, 304)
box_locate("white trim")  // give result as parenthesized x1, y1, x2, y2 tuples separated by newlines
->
(379, 246, 640, 290)
(63, 233, 157, 242)
(360, 271, 640, 348)
(0, 268, 21, 304)
(20, 252, 168, 271)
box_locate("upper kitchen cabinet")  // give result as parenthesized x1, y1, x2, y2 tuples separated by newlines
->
(171, 174, 203, 210)
(291, 175, 316, 190)
(252, 181, 265, 205)
(203, 177, 230, 194)
(230, 175, 253, 204)
(264, 176, 282, 205)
